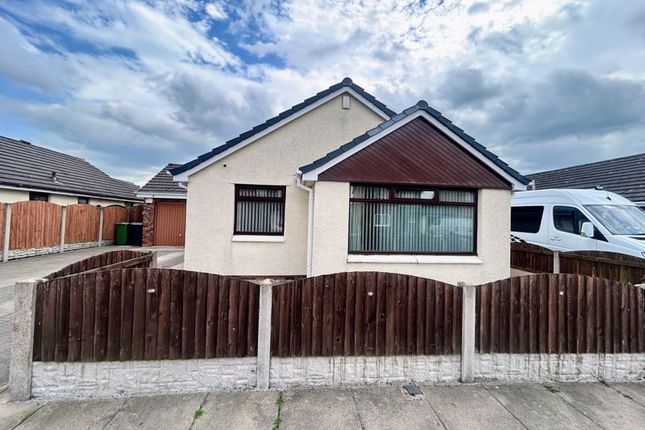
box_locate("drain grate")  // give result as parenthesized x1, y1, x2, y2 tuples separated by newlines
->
(402, 383, 423, 397)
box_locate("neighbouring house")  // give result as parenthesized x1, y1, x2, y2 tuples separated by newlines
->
(136, 163, 187, 246)
(527, 152, 645, 208)
(171, 78, 529, 284)
(0, 135, 140, 206)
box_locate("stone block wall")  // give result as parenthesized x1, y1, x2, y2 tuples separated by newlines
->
(142, 202, 155, 247)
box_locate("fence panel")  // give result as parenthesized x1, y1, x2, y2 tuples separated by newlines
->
(45, 250, 153, 279)
(511, 242, 645, 284)
(33, 268, 260, 362)
(476, 273, 645, 354)
(270, 272, 462, 357)
(128, 204, 144, 222)
(9, 201, 62, 250)
(64, 204, 100, 244)
(101, 205, 128, 241)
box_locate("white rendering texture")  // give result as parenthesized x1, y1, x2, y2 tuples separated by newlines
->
(310, 182, 512, 285)
(183, 93, 383, 276)
(31, 358, 257, 399)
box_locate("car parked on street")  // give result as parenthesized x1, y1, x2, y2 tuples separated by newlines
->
(511, 189, 645, 258)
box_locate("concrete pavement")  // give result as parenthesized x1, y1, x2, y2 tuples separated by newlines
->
(1, 382, 644, 430)
(0, 246, 184, 387)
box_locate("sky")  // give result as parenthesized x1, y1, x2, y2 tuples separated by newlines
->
(0, 0, 643, 185)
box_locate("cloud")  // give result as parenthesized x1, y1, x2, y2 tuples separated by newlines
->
(0, 0, 643, 184)
(437, 68, 500, 108)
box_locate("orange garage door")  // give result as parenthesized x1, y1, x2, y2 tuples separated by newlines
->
(154, 201, 186, 246)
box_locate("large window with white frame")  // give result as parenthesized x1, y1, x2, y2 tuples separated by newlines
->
(348, 184, 477, 254)
(234, 185, 286, 235)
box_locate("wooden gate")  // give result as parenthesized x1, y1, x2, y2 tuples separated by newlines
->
(153, 201, 186, 246)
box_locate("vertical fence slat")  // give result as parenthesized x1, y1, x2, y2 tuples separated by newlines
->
(131, 268, 147, 360)
(119, 270, 134, 361)
(205, 274, 219, 358)
(145, 269, 159, 360)
(156, 269, 172, 360)
(169, 270, 183, 359)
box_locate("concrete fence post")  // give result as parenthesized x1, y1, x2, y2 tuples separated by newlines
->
(256, 279, 273, 390)
(2, 203, 11, 262)
(553, 251, 560, 274)
(97, 206, 104, 247)
(459, 281, 476, 383)
(59, 206, 67, 253)
(9, 280, 38, 401)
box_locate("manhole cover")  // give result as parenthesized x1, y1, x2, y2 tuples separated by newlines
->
(402, 383, 423, 397)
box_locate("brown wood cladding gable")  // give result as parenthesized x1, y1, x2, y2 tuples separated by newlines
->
(319, 117, 511, 189)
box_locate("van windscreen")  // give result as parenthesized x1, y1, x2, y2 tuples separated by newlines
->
(511, 206, 544, 233)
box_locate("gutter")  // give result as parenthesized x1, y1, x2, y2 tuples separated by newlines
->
(295, 173, 314, 277)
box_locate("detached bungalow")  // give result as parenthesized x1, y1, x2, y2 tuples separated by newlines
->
(172, 78, 529, 284)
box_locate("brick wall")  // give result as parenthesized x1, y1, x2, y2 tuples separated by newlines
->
(142, 202, 155, 247)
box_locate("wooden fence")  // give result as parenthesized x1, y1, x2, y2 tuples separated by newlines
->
(476, 273, 645, 354)
(31, 269, 645, 363)
(271, 272, 462, 357)
(45, 250, 154, 279)
(33, 268, 259, 362)
(9, 201, 61, 250)
(511, 242, 645, 284)
(1, 201, 144, 259)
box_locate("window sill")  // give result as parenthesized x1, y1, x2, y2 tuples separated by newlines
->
(347, 254, 482, 264)
(232, 235, 285, 243)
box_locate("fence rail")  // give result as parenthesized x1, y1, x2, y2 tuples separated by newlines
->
(271, 272, 461, 357)
(511, 241, 645, 284)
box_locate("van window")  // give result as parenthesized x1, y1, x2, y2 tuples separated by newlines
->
(553, 206, 591, 235)
(511, 206, 544, 233)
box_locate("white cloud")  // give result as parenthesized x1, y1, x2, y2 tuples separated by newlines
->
(0, 0, 643, 185)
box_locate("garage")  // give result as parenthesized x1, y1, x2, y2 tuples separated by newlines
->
(137, 163, 188, 247)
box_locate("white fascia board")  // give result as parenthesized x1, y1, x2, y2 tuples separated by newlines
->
(301, 111, 527, 191)
(135, 192, 187, 200)
(172, 88, 392, 183)
(0, 184, 142, 203)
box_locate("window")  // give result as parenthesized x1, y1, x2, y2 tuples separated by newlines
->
(553, 206, 591, 235)
(77, 197, 89, 204)
(29, 191, 49, 202)
(511, 206, 544, 233)
(234, 185, 286, 235)
(348, 185, 476, 254)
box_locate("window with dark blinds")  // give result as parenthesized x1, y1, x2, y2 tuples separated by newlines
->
(234, 185, 286, 235)
(348, 184, 477, 254)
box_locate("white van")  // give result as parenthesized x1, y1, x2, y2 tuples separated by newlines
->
(511, 189, 645, 259)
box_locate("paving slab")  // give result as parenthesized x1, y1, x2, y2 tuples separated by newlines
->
(280, 388, 362, 430)
(192, 390, 277, 429)
(484, 383, 600, 430)
(353, 385, 444, 430)
(14, 398, 124, 430)
(104, 393, 205, 430)
(611, 383, 645, 407)
(424, 384, 524, 430)
(0, 389, 41, 430)
(556, 382, 645, 429)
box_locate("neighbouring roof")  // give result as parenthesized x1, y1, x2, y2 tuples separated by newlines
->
(527, 152, 645, 204)
(0, 135, 140, 201)
(137, 163, 187, 198)
(170, 77, 396, 177)
(300, 100, 530, 187)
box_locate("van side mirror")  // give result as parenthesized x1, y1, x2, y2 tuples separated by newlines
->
(580, 222, 594, 238)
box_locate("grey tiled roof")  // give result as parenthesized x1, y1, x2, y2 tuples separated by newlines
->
(170, 77, 396, 176)
(528, 153, 645, 204)
(137, 163, 186, 197)
(299, 100, 530, 185)
(0, 135, 140, 201)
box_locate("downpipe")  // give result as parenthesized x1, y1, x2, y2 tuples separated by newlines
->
(295, 173, 314, 277)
